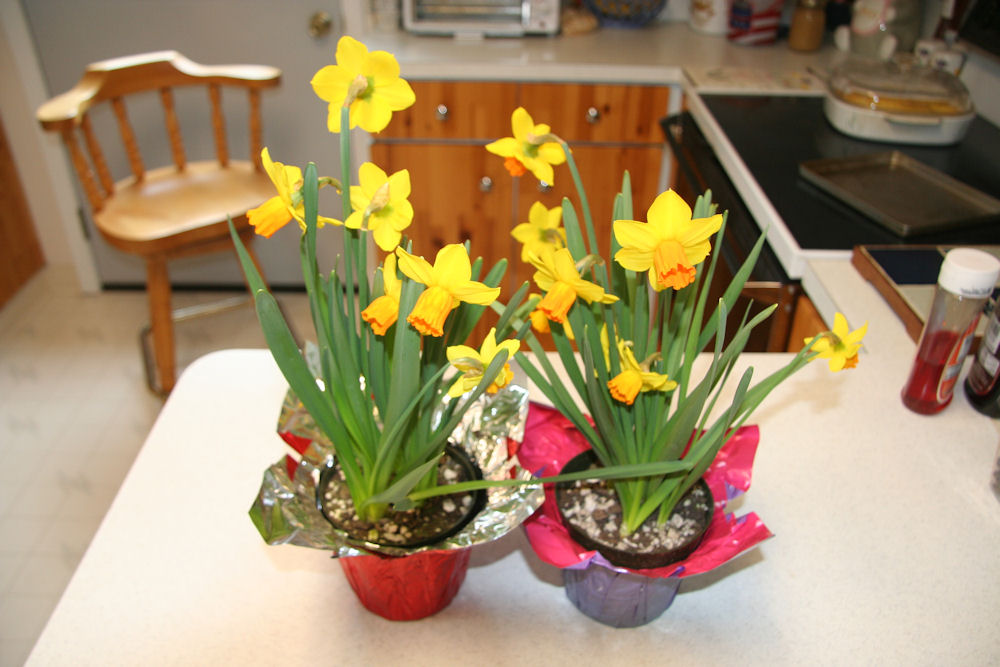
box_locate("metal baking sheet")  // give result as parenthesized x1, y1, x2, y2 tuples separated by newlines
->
(799, 151, 1000, 237)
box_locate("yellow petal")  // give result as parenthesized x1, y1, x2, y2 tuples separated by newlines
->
(387, 169, 411, 200)
(446, 344, 479, 363)
(523, 158, 554, 186)
(371, 222, 402, 252)
(344, 209, 364, 230)
(647, 189, 693, 238)
(450, 282, 501, 305)
(395, 248, 435, 285)
(335, 35, 368, 72)
(485, 137, 518, 158)
(374, 77, 416, 111)
(536, 142, 566, 166)
(310, 65, 351, 102)
(353, 97, 393, 133)
(614, 219, 658, 253)
(365, 49, 401, 80)
(614, 247, 655, 273)
(358, 162, 388, 195)
(511, 107, 534, 140)
(432, 244, 474, 284)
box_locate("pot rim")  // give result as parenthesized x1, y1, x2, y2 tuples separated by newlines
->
(554, 449, 714, 570)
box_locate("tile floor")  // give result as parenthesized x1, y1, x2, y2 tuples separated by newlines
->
(0, 264, 310, 666)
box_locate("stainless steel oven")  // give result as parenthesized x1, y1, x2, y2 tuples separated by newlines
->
(402, 0, 560, 36)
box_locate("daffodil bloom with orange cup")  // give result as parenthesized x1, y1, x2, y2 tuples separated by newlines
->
(485, 107, 566, 185)
(361, 254, 402, 336)
(446, 328, 521, 398)
(528, 247, 617, 323)
(248, 148, 341, 238)
(395, 244, 501, 337)
(346, 162, 414, 252)
(805, 312, 868, 372)
(310, 36, 415, 134)
(606, 341, 677, 406)
(613, 189, 723, 292)
(512, 201, 565, 261)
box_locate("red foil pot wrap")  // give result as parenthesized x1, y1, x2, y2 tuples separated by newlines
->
(519, 402, 773, 579)
(338, 548, 471, 621)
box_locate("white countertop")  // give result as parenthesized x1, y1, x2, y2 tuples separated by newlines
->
(360, 23, 838, 85)
(27, 258, 1000, 664)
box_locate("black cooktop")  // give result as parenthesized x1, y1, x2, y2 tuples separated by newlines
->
(700, 95, 1000, 250)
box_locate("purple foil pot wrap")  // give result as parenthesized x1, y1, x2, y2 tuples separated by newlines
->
(519, 402, 773, 626)
(563, 560, 681, 628)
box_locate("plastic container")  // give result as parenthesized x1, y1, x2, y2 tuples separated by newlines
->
(964, 301, 1000, 417)
(824, 59, 975, 145)
(901, 248, 1000, 415)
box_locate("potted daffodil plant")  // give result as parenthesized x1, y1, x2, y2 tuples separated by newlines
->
(232, 36, 538, 621)
(483, 106, 867, 626)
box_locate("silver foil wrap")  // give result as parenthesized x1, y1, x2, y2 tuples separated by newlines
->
(249, 384, 542, 558)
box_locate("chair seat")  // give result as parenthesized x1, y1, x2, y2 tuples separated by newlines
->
(94, 160, 274, 255)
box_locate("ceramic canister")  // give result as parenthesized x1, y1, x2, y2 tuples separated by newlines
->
(690, 0, 730, 34)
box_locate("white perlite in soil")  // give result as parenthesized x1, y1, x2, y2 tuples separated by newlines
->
(319, 453, 477, 546)
(558, 477, 712, 555)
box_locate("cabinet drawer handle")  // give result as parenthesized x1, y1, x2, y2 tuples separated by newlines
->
(586, 107, 601, 124)
(479, 176, 493, 192)
(435, 104, 449, 121)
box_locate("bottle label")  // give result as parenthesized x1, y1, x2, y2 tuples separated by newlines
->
(938, 318, 979, 402)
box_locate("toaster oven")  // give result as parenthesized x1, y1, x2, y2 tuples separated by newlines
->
(401, 0, 560, 37)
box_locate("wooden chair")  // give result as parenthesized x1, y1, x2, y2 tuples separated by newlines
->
(37, 51, 281, 394)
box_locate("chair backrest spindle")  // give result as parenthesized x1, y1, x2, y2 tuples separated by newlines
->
(110, 97, 145, 182)
(208, 83, 229, 167)
(159, 87, 186, 171)
(60, 127, 105, 212)
(249, 89, 263, 171)
(79, 113, 114, 198)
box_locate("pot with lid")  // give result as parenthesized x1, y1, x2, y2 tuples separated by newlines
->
(824, 58, 975, 145)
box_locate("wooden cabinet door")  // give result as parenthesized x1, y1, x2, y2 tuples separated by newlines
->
(379, 81, 518, 140)
(518, 83, 670, 144)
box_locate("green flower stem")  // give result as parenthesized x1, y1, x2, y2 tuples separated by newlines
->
(559, 139, 607, 288)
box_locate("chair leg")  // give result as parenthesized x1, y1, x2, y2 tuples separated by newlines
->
(144, 257, 176, 395)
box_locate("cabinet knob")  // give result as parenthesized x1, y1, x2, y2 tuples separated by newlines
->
(479, 176, 493, 192)
(435, 104, 449, 121)
(537, 181, 553, 193)
(308, 11, 333, 38)
(586, 107, 601, 124)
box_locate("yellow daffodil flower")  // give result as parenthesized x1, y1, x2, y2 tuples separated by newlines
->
(529, 247, 617, 324)
(395, 244, 501, 337)
(311, 36, 415, 134)
(607, 341, 677, 405)
(613, 189, 723, 292)
(446, 328, 520, 398)
(361, 254, 402, 336)
(805, 312, 868, 372)
(485, 107, 566, 185)
(248, 148, 340, 237)
(345, 162, 414, 252)
(512, 201, 565, 262)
